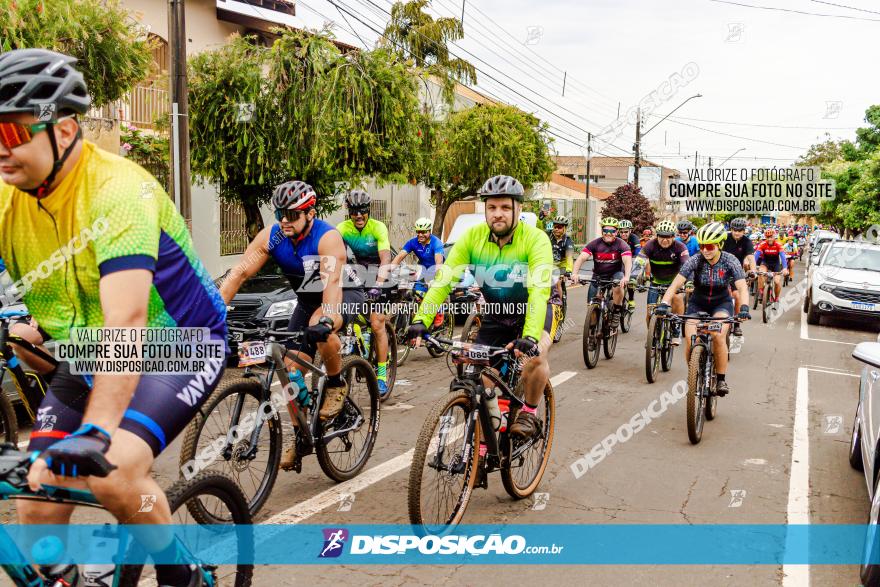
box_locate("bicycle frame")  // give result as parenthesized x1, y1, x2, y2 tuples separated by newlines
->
(0, 311, 55, 422)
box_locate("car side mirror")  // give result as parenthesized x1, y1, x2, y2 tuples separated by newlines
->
(854, 342, 880, 369)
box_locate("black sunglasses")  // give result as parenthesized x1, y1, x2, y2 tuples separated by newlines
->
(349, 208, 370, 217)
(275, 208, 305, 222)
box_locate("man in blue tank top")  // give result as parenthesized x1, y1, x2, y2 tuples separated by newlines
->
(220, 180, 365, 469)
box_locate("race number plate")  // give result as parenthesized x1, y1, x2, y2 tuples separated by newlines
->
(706, 322, 723, 332)
(238, 340, 267, 366)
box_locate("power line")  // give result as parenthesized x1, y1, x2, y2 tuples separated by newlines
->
(649, 116, 810, 150)
(335, 0, 635, 156)
(809, 0, 880, 15)
(707, 0, 880, 22)
(646, 113, 859, 130)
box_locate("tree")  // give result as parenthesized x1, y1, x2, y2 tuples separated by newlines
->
(0, 0, 153, 108)
(188, 30, 423, 237)
(796, 133, 843, 167)
(418, 103, 555, 236)
(600, 183, 657, 234)
(382, 0, 476, 102)
(839, 150, 880, 232)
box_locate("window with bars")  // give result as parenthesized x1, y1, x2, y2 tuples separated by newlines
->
(220, 201, 249, 256)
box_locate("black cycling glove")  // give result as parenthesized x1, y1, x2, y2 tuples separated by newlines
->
(511, 336, 539, 357)
(405, 322, 428, 342)
(37, 424, 116, 478)
(654, 302, 671, 316)
(737, 304, 752, 321)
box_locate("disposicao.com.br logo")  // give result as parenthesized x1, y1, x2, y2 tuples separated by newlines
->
(320, 530, 564, 558)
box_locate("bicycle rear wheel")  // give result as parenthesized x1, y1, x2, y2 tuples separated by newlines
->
(427, 312, 454, 358)
(0, 389, 18, 444)
(178, 376, 281, 517)
(686, 345, 708, 445)
(408, 389, 480, 529)
(369, 323, 397, 402)
(762, 284, 773, 323)
(645, 315, 661, 384)
(316, 356, 379, 481)
(460, 313, 482, 344)
(501, 381, 555, 499)
(620, 306, 633, 333)
(118, 472, 254, 587)
(660, 321, 675, 372)
(582, 304, 601, 369)
(394, 312, 412, 367)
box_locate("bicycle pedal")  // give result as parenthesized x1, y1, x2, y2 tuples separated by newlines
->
(281, 455, 303, 473)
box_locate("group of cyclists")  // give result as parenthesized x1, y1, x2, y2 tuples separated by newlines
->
(0, 48, 821, 585)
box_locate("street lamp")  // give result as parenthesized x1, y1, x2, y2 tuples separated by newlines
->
(634, 93, 702, 186)
(719, 147, 746, 167)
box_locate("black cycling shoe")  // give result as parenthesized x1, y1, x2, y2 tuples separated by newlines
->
(474, 457, 488, 490)
(732, 322, 743, 337)
(715, 380, 730, 397)
(609, 311, 621, 330)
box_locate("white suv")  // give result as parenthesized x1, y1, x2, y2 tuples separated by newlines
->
(805, 241, 880, 325)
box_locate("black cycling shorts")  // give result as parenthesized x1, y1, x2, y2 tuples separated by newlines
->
(288, 288, 366, 358)
(28, 353, 226, 457)
(474, 304, 553, 368)
(686, 297, 734, 318)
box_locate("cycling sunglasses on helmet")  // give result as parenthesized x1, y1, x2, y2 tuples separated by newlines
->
(274, 208, 305, 222)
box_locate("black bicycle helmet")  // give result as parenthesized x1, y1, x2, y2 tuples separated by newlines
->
(272, 180, 317, 211)
(344, 189, 371, 209)
(730, 218, 748, 231)
(478, 175, 525, 201)
(676, 220, 693, 232)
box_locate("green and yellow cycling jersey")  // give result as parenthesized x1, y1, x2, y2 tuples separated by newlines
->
(414, 220, 553, 340)
(337, 218, 390, 265)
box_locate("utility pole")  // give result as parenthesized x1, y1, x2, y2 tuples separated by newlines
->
(461, 0, 466, 25)
(633, 107, 641, 187)
(585, 133, 592, 243)
(169, 0, 192, 225)
(708, 156, 713, 168)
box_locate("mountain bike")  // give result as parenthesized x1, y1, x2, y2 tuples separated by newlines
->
(551, 278, 568, 343)
(179, 327, 379, 516)
(580, 276, 621, 369)
(392, 287, 454, 364)
(0, 310, 55, 442)
(620, 281, 636, 333)
(408, 335, 554, 530)
(671, 313, 739, 445)
(0, 444, 253, 586)
(644, 283, 680, 384)
(757, 271, 780, 323)
(328, 309, 397, 403)
(459, 288, 484, 344)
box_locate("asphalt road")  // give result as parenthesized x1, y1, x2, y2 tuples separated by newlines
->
(3, 259, 879, 587)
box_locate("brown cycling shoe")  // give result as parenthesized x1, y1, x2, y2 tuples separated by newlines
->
(280, 442, 297, 470)
(509, 411, 541, 439)
(319, 380, 349, 421)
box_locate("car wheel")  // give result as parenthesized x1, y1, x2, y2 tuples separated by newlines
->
(806, 293, 821, 325)
(851, 409, 865, 472)
(862, 473, 880, 586)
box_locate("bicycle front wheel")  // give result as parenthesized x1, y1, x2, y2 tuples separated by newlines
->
(408, 390, 479, 529)
(394, 312, 412, 367)
(369, 322, 397, 402)
(645, 315, 661, 384)
(603, 311, 618, 359)
(620, 306, 633, 333)
(582, 304, 601, 369)
(460, 312, 482, 344)
(501, 381, 555, 499)
(316, 356, 379, 481)
(762, 284, 772, 323)
(178, 376, 281, 517)
(118, 471, 254, 587)
(687, 345, 708, 445)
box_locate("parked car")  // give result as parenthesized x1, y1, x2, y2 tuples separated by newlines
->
(215, 260, 298, 366)
(849, 338, 880, 585)
(804, 240, 880, 325)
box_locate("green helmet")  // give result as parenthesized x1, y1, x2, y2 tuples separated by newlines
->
(600, 217, 619, 229)
(655, 220, 676, 236)
(552, 215, 569, 226)
(696, 222, 727, 245)
(618, 219, 633, 230)
(414, 217, 433, 231)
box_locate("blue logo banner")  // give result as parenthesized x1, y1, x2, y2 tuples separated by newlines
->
(0, 524, 874, 565)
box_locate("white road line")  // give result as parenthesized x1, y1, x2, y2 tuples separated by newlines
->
(264, 370, 578, 524)
(800, 311, 857, 346)
(804, 366, 860, 378)
(782, 367, 810, 587)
